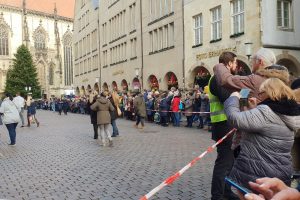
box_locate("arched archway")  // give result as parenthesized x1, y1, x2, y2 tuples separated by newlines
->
(76, 87, 80, 96)
(36, 61, 46, 90)
(237, 60, 251, 76)
(80, 86, 85, 96)
(148, 75, 159, 90)
(112, 81, 118, 91)
(192, 66, 211, 89)
(132, 78, 141, 91)
(102, 82, 108, 91)
(94, 83, 99, 93)
(164, 72, 178, 90)
(277, 58, 299, 77)
(87, 84, 92, 94)
(121, 79, 128, 91)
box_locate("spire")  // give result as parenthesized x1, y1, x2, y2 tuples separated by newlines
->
(54, 3, 57, 16)
(22, 0, 30, 47)
(54, 2, 62, 83)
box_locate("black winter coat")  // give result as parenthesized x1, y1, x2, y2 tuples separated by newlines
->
(87, 100, 97, 124)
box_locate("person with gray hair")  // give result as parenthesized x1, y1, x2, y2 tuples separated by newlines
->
(213, 48, 289, 103)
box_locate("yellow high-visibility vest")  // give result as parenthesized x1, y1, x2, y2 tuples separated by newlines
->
(208, 76, 227, 123)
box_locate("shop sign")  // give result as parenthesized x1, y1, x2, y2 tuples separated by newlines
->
(196, 47, 237, 61)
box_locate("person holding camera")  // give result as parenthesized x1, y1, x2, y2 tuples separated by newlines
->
(224, 78, 300, 192)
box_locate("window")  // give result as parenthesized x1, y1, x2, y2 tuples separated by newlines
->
(211, 6, 222, 41)
(49, 65, 54, 85)
(194, 14, 203, 45)
(130, 3, 136, 30)
(277, 0, 292, 29)
(63, 32, 73, 85)
(149, 31, 153, 52)
(34, 30, 46, 50)
(131, 38, 137, 58)
(0, 24, 9, 56)
(169, 22, 174, 46)
(159, 27, 163, 49)
(164, 25, 168, 48)
(231, 0, 244, 35)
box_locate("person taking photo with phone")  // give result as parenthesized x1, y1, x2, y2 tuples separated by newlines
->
(224, 78, 300, 192)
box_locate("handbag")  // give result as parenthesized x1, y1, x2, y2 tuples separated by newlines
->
(117, 106, 122, 116)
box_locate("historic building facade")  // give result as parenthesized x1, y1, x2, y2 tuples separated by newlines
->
(184, 0, 300, 88)
(74, 0, 300, 93)
(73, 0, 100, 96)
(0, 0, 74, 97)
(74, 0, 183, 93)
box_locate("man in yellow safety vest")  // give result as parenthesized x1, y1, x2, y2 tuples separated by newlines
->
(209, 52, 239, 200)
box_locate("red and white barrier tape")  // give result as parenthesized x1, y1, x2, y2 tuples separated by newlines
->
(146, 109, 210, 114)
(139, 128, 237, 200)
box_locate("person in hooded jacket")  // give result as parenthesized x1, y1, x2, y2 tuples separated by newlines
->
(0, 93, 21, 145)
(224, 78, 300, 191)
(90, 92, 115, 147)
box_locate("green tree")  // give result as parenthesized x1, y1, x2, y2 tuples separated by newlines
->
(5, 44, 41, 98)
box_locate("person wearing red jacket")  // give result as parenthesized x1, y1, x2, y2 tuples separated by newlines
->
(171, 91, 181, 127)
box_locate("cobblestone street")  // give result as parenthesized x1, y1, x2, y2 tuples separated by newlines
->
(0, 111, 216, 200)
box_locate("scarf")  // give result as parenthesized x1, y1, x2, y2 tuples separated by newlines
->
(259, 98, 300, 116)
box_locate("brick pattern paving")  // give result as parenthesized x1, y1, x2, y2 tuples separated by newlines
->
(0, 111, 216, 200)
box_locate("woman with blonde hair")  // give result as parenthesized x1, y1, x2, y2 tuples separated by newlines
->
(224, 78, 300, 191)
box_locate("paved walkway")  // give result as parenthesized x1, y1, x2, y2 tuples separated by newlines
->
(0, 110, 216, 200)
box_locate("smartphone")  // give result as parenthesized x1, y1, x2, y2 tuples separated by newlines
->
(225, 177, 251, 195)
(240, 88, 251, 99)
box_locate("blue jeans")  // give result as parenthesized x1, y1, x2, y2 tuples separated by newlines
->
(173, 112, 180, 126)
(111, 120, 119, 137)
(6, 123, 18, 144)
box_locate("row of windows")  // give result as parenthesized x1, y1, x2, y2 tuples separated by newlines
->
(78, 10, 90, 32)
(102, 3, 137, 45)
(74, 29, 98, 60)
(110, 42, 127, 64)
(149, 22, 174, 53)
(108, 10, 126, 43)
(193, 0, 244, 45)
(75, 54, 99, 76)
(102, 37, 137, 67)
(193, 0, 293, 46)
(150, 0, 174, 21)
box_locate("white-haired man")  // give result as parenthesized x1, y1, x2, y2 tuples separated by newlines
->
(213, 48, 289, 103)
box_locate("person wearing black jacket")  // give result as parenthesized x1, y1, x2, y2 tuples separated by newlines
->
(87, 92, 98, 139)
(210, 52, 239, 200)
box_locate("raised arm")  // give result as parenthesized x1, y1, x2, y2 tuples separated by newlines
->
(224, 95, 266, 133)
(213, 63, 253, 91)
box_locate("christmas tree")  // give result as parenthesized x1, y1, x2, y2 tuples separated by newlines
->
(5, 44, 41, 98)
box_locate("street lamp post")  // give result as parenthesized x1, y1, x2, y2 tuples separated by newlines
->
(245, 42, 253, 60)
(25, 86, 32, 92)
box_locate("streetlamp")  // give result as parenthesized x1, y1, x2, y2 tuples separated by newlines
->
(25, 86, 32, 92)
(134, 68, 139, 78)
(244, 42, 253, 60)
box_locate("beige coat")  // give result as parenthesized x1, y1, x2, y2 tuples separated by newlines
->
(90, 97, 115, 125)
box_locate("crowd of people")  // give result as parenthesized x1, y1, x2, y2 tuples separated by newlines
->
(0, 48, 299, 200)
